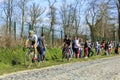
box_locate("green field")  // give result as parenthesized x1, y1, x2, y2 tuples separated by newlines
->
(0, 47, 118, 75)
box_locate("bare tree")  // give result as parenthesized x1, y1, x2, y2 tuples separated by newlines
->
(117, 0, 120, 41)
(59, 0, 68, 35)
(59, 0, 84, 36)
(85, 0, 113, 41)
(73, 0, 82, 36)
(85, 0, 98, 41)
(18, 0, 31, 38)
(46, 0, 57, 45)
(47, 0, 57, 31)
(3, 0, 14, 35)
(29, 3, 45, 31)
(60, 1, 76, 35)
(95, 0, 109, 39)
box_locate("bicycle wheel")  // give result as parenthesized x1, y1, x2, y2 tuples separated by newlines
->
(24, 51, 33, 68)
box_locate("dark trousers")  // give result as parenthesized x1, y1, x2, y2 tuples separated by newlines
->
(37, 46, 43, 62)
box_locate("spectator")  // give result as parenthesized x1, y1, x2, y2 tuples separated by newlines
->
(79, 38, 83, 58)
(104, 41, 109, 55)
(101, 40, 105, 55)
(95, 40, 101, 55)
(37, 33, 45, 62)
(41, 33, 46, 61)
(84, 40, 88, 58)
(114, 42, 119, 54)
(108, 41, 112, 55)
(88, 41, 94, 57)
(68, 36, 73, 58)
(73, 36, 79, 58)
(72, 36, 76, 57)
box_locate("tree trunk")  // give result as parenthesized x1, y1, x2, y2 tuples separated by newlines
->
(118, 0, 120, 42)
(119, 8, 120, 42)
(90, 26, 95, 41)
(75, 27, 78, 36)
(21, 2, 25, 38)
(6, 16, 9, 34)
(9, 17, 12, 35)
(8, 0, 12, 35)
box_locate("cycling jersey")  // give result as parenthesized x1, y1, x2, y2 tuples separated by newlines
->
(63, 38, 71, 46)
(26, 34, 38, 46)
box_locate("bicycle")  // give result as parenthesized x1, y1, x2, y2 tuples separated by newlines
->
(62, 46, 71, 61)
(23, 47, 39, 68)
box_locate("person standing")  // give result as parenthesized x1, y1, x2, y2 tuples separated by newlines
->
(41, 33, 46, 61)
(79, 38, 83, 58)
(95, 40, 101, 55)
(37, 33, 45, 62)
(84, 40, 88, 58)
(104, 41, 109, 55)
(108, 41, 112, 55)
(72, 36, 76, 58)
(74, 37, 80, 58)
(69, 36, 73, 58)
(101, 40, 105, 55)
(88, 41, 94, 57)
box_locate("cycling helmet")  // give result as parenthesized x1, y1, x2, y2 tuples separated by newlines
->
(29, 30, 34, 34)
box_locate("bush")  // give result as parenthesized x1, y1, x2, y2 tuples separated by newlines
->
(0, 47, 62, 66)
(0, 47, 24, 66)
(0, 35, 23, 48)
(46, 48, 62, 60)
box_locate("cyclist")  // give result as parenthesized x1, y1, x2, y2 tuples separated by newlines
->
(24, 30, 38, 61)
(62, 43, 70, 61)
(62, 35, 71, 60)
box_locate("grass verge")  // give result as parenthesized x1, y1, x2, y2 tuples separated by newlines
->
(0, 47, 119, 75)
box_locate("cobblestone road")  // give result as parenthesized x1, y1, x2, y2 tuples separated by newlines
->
(0, 56, 120, 80)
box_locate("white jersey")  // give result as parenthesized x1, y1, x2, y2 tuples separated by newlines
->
(27, 34, 38, 45)
(75, 39, 79, 48)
